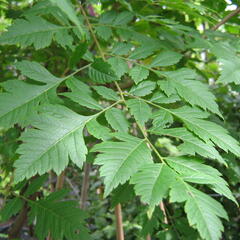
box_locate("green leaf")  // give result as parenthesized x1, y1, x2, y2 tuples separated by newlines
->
(105, 108, 129, 132)
(91, 133, 152, 196)
(14, 104, 93, 182)
(62, 77, 103, 110)
(50, 0, 85, 37)
(92, 86, 119, 101)
(166, 156, 236, 203)
(111, 42, 133, 55)
(150, 91, 180, 104)
(129, 44, 159, 59)
(107, 57, 129, 78)
(0, 61, 63, 128)
(159, 68, 221, 116)
(130, 163, 175, 208)
(0, 15, 73, 49)
(171, 182, 228, 240)
(28, 191, 90, 240)
(129, 65, 149, 84)
(217, 57, 240, 85)
(151, 127, 224, 164)
(126, 99, 152, 125)
(151, 110, 173, 128)
(86, 117, 111, 140)
(170, 107, 240, 156)
(0, 198, 23, 221)
(150, 50, 182, 67)
(113, 11, 134, 25)
(24, 175, 48, 197)
(211, 42, 240, 84)
(16, 60, 60, 83)
(88, 58, 119, 83)
(69, 43, 88, 68)
(111, 183, 135, 207)
(130, 81, 156, 96)
(96, 26, 113, 41)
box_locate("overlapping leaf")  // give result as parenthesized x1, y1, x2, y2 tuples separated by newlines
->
(91, 133, 152, 196)
(105, 108, 129, 132)
(151, 127, 224, 164)
(88, 58, 119, 83)
(166, 157, 235, 203)
(127, 99, 152, 126)
(130, 163, 175, 208)
(170, 182, 228, 240)
(159, 106, 240, 157)
(62, 77, 103, 110)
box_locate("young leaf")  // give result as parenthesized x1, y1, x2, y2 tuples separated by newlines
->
(0, 15, 73, 49)
(129, 45, 159, 59)
(107, 57, 129, 78)
(150, 50, 183, 67)
(91, 133, 152, 196)
(130, 163, 175, 208)
(150, 91, 180, 104)
(88, 58, 119, 83)
(130, 81, 156, 96)
(111, 42, 133, 55)
(113, 11, 134, 25)
(92, 86, 120, 101)
(105, 108, 129, 132)
(62, 77, 103, 110)
(86, 117, 112, 140)
(151, 110, 173, 128)
(14, 105, 93, 182)
(96, 26, 113, 41)
(126, 99, 152, 125)
(0, 61, 63, 128)
(151, 127, 224, 164)
(129, 65, 149, 84)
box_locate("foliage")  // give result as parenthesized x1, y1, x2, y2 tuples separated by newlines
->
(0, 0, 240, 239)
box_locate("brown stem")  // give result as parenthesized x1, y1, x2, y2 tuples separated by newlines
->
(8, 203, 28, 239)
(211, 6, 240, 31)
(146, 234, 151, 240)
(49, 171, 55, 192)
(8, 192, 38, 239)
(159, 201, 168, 224)
(55, 171, 65, 190)
(115, 204, 124, 240)
(80, 163, 91, 209)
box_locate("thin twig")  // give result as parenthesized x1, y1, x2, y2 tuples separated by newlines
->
(211, 6, 240, 31)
